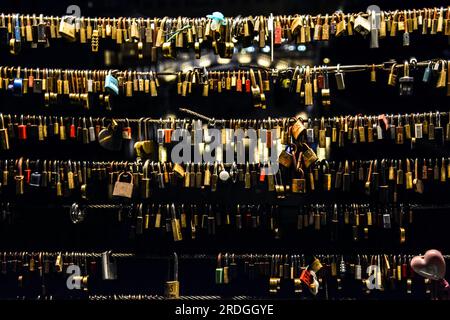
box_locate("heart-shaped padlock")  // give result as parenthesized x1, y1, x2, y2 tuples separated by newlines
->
(411, 249, 446, 281)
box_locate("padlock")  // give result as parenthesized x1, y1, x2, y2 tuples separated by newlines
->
(122, 118, 132, 140)
(278, 144, 296, 168)
(354, 14, 370, 36)
(29, 160, 41, 187)
(101, 251, 117, 280)
(291, 152, 306, 193)
(170, 204, 183, 242)
(215, 253, 224, 284)
(302, 143, 318, 169)
(342, 160, 351, 192)
(112, 172, 134, 198)
(399, 61, 413, 96)
(15, 158, 24, 195)
(322, 160, 332, 191)
(335, 64, 345, 90)
(387, 63, 398, 86)
(59, 15, 76, 40)
(290, 117, 305, 140)
(0, 114, 9, 150)
(140, 160, 151, 199)
(164, 253, 180, 299)
(105, 71, 119, 95)
(18, 115, 27, 140)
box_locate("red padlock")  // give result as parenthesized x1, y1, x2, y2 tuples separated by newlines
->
(317, 71, 325, 89)
(164, 129, 173, 144)
(274, 24, 282, 45)
(24, 159, 31, 184)
(300, 269, 312, 286)
(28, 70, 34, 88)
(90, 260, 97, 275)
(69, 117, 76, 139)
(122, 118, 132, 140)
(18, 115, 27, 140)
(245, 77, 251, 93)
(402, 260, 408, 279)
(259, 166, 266, 182)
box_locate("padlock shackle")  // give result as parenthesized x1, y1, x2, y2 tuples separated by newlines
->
(168, 252, 179, 282)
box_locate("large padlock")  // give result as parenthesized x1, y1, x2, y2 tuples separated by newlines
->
(112, 172, 134, 198)
(301, 143, 318, 169)
(399, 61, 413, 96)
(59, 15, 77, 41)
(290, 117, 305, 140)
(105, 71, 119, 95)
(278, 144, 296, 168)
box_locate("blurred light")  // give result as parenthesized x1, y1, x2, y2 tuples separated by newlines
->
(296, 112, 308, 120)
(180, 62, 193, 72)
(179, 53, 190, 60)
(165, 114, 176, 119)
(162, 74, 177, 82)
(288, 45, 296, 51)
(217, 57, 232, 64)
(104, 50, 112, 66)
(261, 45, 271, 53)
(244, 46, 255, 53)
(257, 56, 271, 68)
(297, 45, 307, 52)
(275, 61, 289, 70)
(237, 53, 252, 64)
(323, 57, 331, 64)
(199, 57, 211, 68)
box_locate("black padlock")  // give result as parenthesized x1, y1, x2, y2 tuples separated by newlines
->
(29, 160, 42, 187)
(399, 61, 413, 96)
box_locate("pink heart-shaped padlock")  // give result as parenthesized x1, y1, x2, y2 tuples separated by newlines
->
(411, 249, 446, 281)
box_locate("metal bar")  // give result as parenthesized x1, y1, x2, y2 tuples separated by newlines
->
(2, 59, 443, 79)
(2, 7, 448, 27)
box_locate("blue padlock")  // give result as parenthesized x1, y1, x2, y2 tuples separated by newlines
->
(105, 72, 119, 95)
(13, 77, 23, 96)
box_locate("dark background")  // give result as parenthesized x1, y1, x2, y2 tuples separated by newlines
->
(0, 0, 449, 300)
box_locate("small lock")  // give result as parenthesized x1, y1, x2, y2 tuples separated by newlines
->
(30, 161, 42, 187)
(122, 118, 132, 140)
(399, 61, 413, 96)
(18, 115, 27, 140)
(105, 71, 119, 95)
(101, 250, 118, 280)
(215, 254, 224, 284)
(164, 253, 180, 299)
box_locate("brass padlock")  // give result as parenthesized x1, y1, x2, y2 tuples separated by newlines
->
(15, 158, 24, 195)
(112, 171, 134, 198)
(291, 152, 306, 193)
(302, 143, 318, 169)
